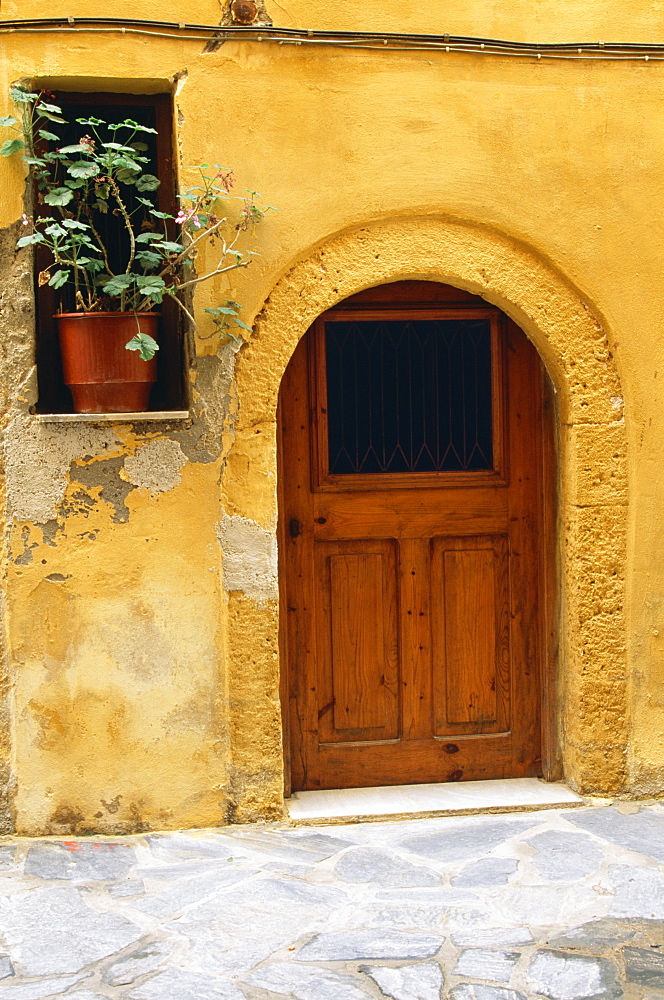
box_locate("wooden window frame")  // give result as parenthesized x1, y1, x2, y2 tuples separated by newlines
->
(309, 307, 508, 492)
(33, 91, 188, 414)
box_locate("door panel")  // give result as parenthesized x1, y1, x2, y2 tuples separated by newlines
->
(431, 534, 510, 736)
(278, 283, 548, 792)
(315, 541, 400, 743)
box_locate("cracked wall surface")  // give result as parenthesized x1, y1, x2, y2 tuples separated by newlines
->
(0, 0, 660, 834)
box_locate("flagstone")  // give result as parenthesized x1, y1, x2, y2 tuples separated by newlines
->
(295, 928, 444, 961)
(525, 830, 603, 881)
(361, 961, 444, 1000)
(527, 950, 623, 1000)
(623, 946, 664, 987)
(24, 842, 136, 882)
(399, 819, 536, 864)
(0, 886, 142, 977)
(335, 846, 441, 886)
(452, 858, 518, 887)
(244, 961, 371, 1000)
(569, 807, 664, 864)
(453, 948, 520, 983)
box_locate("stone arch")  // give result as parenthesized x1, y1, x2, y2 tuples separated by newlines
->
(226, 216, 627, 817)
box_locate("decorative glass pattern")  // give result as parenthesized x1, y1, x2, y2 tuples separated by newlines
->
(325, 319, 493, 474)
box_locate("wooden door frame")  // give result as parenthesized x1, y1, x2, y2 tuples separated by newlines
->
(277, 299, 560, 798)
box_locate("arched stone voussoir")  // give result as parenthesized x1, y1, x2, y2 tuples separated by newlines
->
(240, 216, 622, 430)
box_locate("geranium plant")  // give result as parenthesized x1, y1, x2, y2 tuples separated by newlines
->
(1, 85, 271, 361)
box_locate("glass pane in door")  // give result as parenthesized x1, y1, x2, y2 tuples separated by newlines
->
(325, 318, 493, 475)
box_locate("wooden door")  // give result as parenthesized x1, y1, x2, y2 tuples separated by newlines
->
(278, 282, 550, 792)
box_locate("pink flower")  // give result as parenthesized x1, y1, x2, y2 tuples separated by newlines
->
(175, 209, 201, 228)
(21, 213, 29, 226)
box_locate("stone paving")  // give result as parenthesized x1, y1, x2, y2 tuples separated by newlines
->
(0, 803, 663, 999)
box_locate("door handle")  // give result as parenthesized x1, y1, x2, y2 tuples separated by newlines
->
(289, 518, 301, 538)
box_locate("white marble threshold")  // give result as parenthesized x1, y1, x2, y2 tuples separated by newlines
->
(286, 777, 584, 823)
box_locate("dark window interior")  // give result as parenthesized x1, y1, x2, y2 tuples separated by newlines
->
(325, 318, 493, 474)
(34, 92, 187, 413)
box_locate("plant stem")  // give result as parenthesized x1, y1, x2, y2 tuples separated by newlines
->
(175, 259, 250, 291)
(84, 209, 113, 276)
(106, 175, 136, 273)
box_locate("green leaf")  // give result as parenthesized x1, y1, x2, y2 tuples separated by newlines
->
(153, 241, 183, 253)
(0, 115, 18, 127)
(83, 258, 105, 273)
(37, 128, 60, 141)
(38, 110, 66, 124)
(206, 306, 238, 317)
(109, 120, 157, 134)
(67, 161, 100, 179)
(16, 232, 45, 247)
(56, 143, 90, 154)
(44, 187, 75, 206)
(136, 250, 162, 267)
(64, 176, 87, 189)
(75, 116, 106, 126)
(102, 273, 134, 296)
(149, 209, 171, 219)
(44, 222, 67, 237)
(125, 332, 159, 361)
(61, 219, 89, 230)
(23, 156, 47, 167)
(135, 173, 160, 192)
(48, 269, 70, 289)
(233, 318, 252, 331)
(114, 155, 140, 171)
(115, 168, 137, 185)
(136, 275, 166, 302)
(36, 100, 62, 114)
(0, 138, 24, 156)
(135, 232, 160, 243)
(10, 86, 38, 104)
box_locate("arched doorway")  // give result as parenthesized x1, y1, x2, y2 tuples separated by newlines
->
(277, 280, 555, 793)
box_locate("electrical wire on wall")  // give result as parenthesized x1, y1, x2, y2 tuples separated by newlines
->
(1, 17, 664, 62)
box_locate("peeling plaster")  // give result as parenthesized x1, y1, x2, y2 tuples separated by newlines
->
(217, 514, 278, 604)
(69, 456, 134, 524)
(123, 439, 187, 493)
(3, 415, 121, 524)
(174, 347, 239, 464)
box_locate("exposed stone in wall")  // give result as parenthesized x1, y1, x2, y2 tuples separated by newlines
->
(217, 513, 278, 605)
(123, 439, 187, 493)
(4, 417, 122, 525)
(174, 346, 239, 465)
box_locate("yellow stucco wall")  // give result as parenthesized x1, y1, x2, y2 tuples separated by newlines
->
(0, 0, 659, 833)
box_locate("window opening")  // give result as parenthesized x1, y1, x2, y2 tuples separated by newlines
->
(33, 92, 185, 414)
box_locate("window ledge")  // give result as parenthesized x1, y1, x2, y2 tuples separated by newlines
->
(37, 410, 191, 424)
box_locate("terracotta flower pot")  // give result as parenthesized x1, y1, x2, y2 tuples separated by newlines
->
(57, 312, 158, 414)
